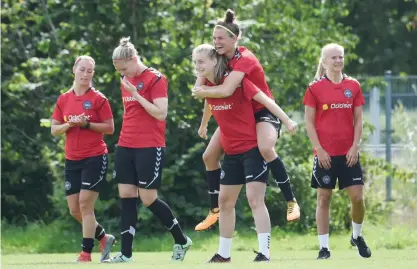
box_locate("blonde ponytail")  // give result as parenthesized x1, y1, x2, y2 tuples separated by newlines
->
(314, 59, 325, 80)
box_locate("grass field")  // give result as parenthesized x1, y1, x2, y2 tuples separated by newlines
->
(2, 250, 417, 269)
(2, 224, 417, 269)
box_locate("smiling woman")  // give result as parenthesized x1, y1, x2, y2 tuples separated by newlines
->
(303, 43, 371, 260)
(192, 9, 301, 234)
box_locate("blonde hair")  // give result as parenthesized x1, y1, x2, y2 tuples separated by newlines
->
(74, 55, 95, 68)
(112, 37, 138, 61)
(314, 43, 344, 79)
(192, 44, 229, 85)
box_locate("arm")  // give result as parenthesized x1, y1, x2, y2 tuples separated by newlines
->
(253, 92, 291, 124)
(131, 91, 168, 121)
(197, 100, 212, 139)
(352, 106, 363, 148)
(346, 106, 363, 166)
(305, 106, 331, 169)
(51, 119, 71, 136)
(200, 100, 212, 127)
(193, 76, 206, 90)
(86, 118, 114, 135)
(193, 71, 245, 98)
(304, 106, 322, 149)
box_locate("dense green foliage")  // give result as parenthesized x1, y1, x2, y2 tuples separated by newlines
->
(1, 0, 416, 234)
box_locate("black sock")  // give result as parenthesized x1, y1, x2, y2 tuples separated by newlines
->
(95, 223, 106, 241)
(207, 169, 221, 210)
(268, 157, 295, 201)
(120, 197, 138, 258)
(82, 238, 94, 253)
(148, 198, 187, 245)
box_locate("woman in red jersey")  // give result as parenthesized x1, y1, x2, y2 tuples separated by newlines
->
(192, 9, 300, 231)
(51, 55, 115, 262)
(193, 44, 297, 263)
(303, 43, 371, 259)
(104, 37, 191, 263)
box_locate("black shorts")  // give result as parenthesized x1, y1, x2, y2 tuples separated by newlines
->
(311, 155, 364, 190)
(221, 148, 269, 185)
(114, 146, 164, 189)
(64, 154, 108, 196)
(254, 108, 282, 137)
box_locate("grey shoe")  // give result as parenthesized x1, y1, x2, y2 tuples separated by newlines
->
(171, 236, 192, 261)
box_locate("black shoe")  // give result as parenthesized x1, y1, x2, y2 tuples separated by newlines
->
(350, 235, 372, 258)
(206, 253, 231, 263)
(253, 251, 270, 262)
(317, 248, 331, 259)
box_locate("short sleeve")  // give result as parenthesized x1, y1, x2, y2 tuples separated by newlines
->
(97, 98, 114, 121)
(354, 85, 365, 107)
(242, 79, 260, 100)
(232, 57, 255, 75)
(302, 87, 317, 108)
(150, 77, 168, 101)
(51, 96, 64, 122)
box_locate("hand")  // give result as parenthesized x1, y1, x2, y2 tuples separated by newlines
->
(68, 113, 87, 127)
(198, 124, 208, 140)
(120, 77, 137, 94)
(346, 144, 360, 167)
(284, 119, 297, 135)
(191, 86, 207, 99)
(316, 147, 331, 170)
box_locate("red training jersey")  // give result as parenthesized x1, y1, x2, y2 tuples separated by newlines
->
(51, 87, 113, 160)
(302, 74, 365, 156)
(206, 76, 260, 155)
(228, 46, 274, 112)
(118, 68, 168, 148)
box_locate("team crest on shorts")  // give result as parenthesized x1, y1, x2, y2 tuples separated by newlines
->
(322, 175, 331, 185)
(137, 82, 144, 90)
(113, 170, 117, 179)
(344, 89, 352, 98)
(220, 170, 225, 179)
(83, 100, 92, 110)
(65, 181, 71, 190)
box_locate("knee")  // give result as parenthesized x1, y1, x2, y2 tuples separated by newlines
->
(258, 146, 276, 162)
(202, 150, 219, 167)
(317, 195, 331, 209)
(79, 199, 94, 215)
(140, 194, 157, 207)
(69, 208, 81, 219)
(218, 195, 234, 211)
(246, 193, 264, 210)
(350, 194, 364, 205)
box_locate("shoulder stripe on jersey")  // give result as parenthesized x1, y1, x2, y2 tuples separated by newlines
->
(150, 75, 163, 89)
(98, 98, 107, 110)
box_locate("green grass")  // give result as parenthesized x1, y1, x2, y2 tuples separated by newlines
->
(3, 222, 417, 254)
(2, 223, 417, 268)
(2, 250, 417, 269)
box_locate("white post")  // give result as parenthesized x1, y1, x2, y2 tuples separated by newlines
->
(369, 86, 381, 145)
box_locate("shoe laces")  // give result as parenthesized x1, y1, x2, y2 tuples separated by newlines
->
(287, 202, 295, 214)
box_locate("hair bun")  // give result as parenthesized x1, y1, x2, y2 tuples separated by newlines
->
(224, 9, 235, 23)
(119, 37, 131, 47)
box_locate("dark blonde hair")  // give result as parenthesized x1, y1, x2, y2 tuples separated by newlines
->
(112, 37, 138, 61)
(214, 9, 241, 38)
(315, 43, 345, 79)
(192, 44, 229, 85)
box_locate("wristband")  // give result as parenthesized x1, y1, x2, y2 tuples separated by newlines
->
(81, 121, 90, 129)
